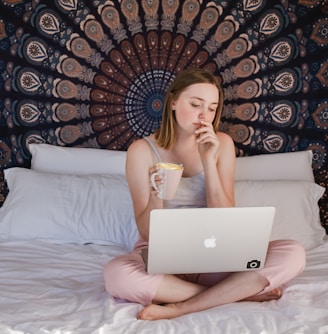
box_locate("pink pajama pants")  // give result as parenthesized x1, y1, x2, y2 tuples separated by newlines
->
(104, 239, 305, 305)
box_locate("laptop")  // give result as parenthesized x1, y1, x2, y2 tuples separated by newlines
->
(145, 207, 275, 274)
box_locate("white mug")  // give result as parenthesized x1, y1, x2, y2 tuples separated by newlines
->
(151, 162, 183, 200)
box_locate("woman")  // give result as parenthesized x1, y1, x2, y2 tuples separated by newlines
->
(104, 68, 305, 320)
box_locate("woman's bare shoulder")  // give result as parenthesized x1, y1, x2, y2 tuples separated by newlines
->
(127, 136, 154, 164)
(128, 138, 143, 150)
(216, 131, 234, 145)
(216, 131, 236, 160)
(128, 137, 150, 154)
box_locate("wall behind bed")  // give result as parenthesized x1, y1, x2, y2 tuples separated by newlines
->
(0, 0, 327, 230)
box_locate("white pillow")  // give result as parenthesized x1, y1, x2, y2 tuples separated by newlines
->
(234, 150, 314, 182)
(0, 168, 325, 251)
(0, 168, 138, 250)
(235, 180, 326, 250)
(29, 143, 126, 175)
(29, 143, 314, 181)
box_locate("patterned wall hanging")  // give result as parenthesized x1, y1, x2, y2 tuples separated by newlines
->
(0, 0, 327, 228)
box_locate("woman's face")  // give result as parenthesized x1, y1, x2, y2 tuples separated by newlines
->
(172, 83, 219, 134)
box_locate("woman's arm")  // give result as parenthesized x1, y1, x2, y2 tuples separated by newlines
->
(196, 122, 235, 208)
(126, 139, 163, 241)
(204, 132, 235, 208)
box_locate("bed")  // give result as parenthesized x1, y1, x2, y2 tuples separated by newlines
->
(0, 143, 327, 334)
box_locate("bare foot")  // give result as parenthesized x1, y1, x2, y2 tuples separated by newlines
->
(137, 303, 182, 320)
(243, 287, 282, 302)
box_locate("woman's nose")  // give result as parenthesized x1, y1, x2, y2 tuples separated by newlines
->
(198, 112, 205, 121)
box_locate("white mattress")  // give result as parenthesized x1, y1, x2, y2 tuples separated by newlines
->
(0, 239, 328, 334)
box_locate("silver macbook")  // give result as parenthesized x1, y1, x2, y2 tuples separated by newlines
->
(146, 207, 275, 274)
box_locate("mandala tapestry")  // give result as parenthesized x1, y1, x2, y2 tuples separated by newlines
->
(0, 0, 327, 229)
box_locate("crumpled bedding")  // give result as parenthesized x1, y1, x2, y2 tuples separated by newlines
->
(0, 239, 327, 334)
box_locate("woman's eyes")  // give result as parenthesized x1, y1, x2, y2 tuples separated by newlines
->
(191, 103, 216, 112)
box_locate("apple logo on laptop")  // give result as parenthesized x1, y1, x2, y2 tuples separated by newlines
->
(204, 235, 216, 248)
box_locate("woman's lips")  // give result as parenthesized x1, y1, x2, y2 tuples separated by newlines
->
(193, 123, 202, 130)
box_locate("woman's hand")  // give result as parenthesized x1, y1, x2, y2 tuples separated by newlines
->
(195, 120, 220, 162)
(149, 165, 163, 198)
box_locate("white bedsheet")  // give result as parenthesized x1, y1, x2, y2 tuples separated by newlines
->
(0, 240, 327, 334)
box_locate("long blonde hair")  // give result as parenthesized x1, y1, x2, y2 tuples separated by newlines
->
(154, 68, 224, 150)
